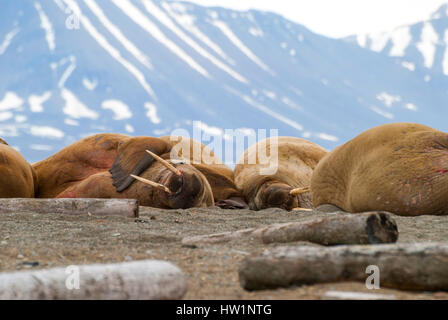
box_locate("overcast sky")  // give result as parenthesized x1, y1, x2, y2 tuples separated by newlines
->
(178, 0, 448, 38)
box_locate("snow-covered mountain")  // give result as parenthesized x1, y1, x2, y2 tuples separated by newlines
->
(345, 3, 448, 88)
(1, 0, 448, 162)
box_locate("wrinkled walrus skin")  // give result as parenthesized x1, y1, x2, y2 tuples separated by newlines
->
(0, 138, 37, 198)
(311, 122, 448, 216)
(33, 134, 214, 209)
(159, 136, 248, 209)
(234, 137, 327, 211)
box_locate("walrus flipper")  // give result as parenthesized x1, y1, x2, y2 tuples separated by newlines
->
(109, 137, 170, 192)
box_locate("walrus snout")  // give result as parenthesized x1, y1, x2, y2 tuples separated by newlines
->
(259, 183, 298, 211)
(163, 169, 205, 209)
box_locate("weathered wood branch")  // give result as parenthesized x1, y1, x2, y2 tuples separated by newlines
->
(182, 212, 398, 246)
(0, 260, 187, 300)
(0, 198, 139, 218)
(239, 243, 448, 292)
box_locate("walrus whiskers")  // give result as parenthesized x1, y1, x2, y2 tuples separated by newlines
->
(290, 186, 311, 196)
(130, 174, 172, 194)
(146, 150, 182, 176)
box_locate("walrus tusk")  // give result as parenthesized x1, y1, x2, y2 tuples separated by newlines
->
(293, 208, 313, 212)
(146, 150, 182, 176)
(290, 187, 311, 195)
(130, 174, 172, 194)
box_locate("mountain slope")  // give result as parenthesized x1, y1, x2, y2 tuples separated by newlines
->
(1, 0, 447, 162)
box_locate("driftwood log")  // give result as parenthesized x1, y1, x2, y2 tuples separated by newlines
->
(0, 198, 139, 218)
(239, 243, 448, 292)
(0, 260, 187, 300)
(182, 212, 398, 246)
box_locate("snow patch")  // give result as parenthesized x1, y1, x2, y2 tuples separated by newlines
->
(207, 10, 218, 19)
(125, 124, 135, 133)
(194, 121, 223, 136)
(0, 112, 13, 122)
(443, 30, 448, 76)
(212, 20, 271, 73)
(82, 77, 98, 91)
(401, 61, 415, 71)
(142, 0, 246, 83)
(30, 126, 65, 139)
(262, 90, 276, 100)
(28, 91, 51, 112)
(405, 103, 418, 111)
(370, 106, 394, 119)
(316, 133, 338, 142)
(101, 99, 132, 120)
(15, 115, 27, 123)
(30, 144, 54, 151)
(64, 118, 79, 126)
(63, 0, 156, 99)
(389, 26, 411, 57)
(376, 92, 401, 107)
(369, 33, 389, 52)
(34, 2, 56, 52)
(112, 0, 208, 78)
(417, 22, 439, 69)
(248, 27, 263, 37)
(0, 125, 19, 137)
(356, 34, 367, 47)
(235, 91, 304, 132)
(85, 0, 152, 69)
(0, 28, 19, 55)
(162, 2, 233, 65)
(0, 92, 24, 111)
(144, 102, 161, 124)
(58, 55, 76, 88)
(61, 88, 99, 119)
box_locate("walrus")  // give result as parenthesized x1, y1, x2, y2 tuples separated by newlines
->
(33, 134, 214, 209)
(159, 136, 248, 209)
(234, 137, 327, 211)
(311, 122, 448, 216)
(0, 138, 37, 198)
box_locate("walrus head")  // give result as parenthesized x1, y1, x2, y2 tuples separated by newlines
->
(153, 160, 211, 209)
(252, 181, 299, 211)
(129, 156, 213, 209)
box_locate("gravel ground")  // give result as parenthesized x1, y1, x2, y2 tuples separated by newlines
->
(0, 206, 447, 300)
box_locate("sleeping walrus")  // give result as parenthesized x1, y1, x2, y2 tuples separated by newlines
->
(33, 134, 214, 209)
(234, 137, 327, 211)
(0, 138, 37, 198)
(311, 122, 448, 216)
(159, 136, 248, 209)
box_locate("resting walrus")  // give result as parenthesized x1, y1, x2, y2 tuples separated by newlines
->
(160, 136, 248, 209)
(311, 122, 448, 216)
(234, 137, 327, 211)
(33, 134, 214, 209)
(0, 138, 37, 198)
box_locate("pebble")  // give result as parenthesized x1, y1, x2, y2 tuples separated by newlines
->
(17, 254, 24, 259)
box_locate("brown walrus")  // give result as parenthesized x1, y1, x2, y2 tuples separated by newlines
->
(234, 137, 327, 211)
(311, 122, 448, 216)
(159, 136, 248, 209)
(0, 138, 37, 198)
(33, 134, 214, 209)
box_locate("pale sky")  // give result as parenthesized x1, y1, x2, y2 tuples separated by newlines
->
(178, 0, 448, 38)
